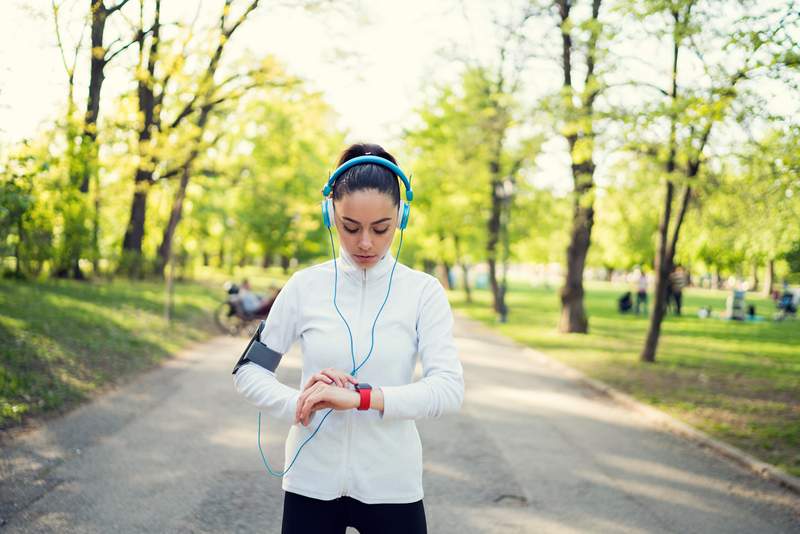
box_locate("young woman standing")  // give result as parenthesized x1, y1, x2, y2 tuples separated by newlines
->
(232, 143, 464, 534)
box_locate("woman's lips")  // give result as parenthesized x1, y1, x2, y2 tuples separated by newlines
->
(354, 254, 375, 261)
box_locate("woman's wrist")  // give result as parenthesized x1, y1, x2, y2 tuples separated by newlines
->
(370, 387, 384, 414)
(349, 387, 384, 413)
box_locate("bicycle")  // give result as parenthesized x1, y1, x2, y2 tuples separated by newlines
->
(214, 282, 279, 336)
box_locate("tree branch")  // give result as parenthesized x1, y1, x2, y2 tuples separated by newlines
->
(107, 0, 132, 15)
(105, 28, 148, 63)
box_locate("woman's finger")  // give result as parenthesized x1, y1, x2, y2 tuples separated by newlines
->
(299, 385, 327, 423)
(296, 382, 325, 422)
(301, 391, 323, 425)
(321, 369, 346, 388)
(321, 368, 358, 388)
(303, 373, 333, 391)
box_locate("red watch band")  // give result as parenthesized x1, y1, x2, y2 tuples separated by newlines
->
(357, 386, 371, 410)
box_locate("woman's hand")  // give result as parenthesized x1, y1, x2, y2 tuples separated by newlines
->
(295, 381, 359, 426)
(302, 368, 358, 391)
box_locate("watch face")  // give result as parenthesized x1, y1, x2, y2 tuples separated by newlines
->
(355, 383, 372, 391)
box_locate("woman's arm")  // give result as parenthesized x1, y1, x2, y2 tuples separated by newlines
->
(232, 273, 303, 424)
(234, 363, 301, 424)
(378, 278, 464, 420)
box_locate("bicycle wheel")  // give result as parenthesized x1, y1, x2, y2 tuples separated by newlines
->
(215, 302, 241, 336)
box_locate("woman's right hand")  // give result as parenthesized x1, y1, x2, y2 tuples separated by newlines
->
(302, 368, 358, 392)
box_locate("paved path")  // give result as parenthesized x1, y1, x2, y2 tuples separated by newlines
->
(1, 315, 799, 533)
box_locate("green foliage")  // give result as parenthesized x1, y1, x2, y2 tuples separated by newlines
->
(680, 127, 800, 275)
(0, 0, 798, 290)
(195, 85, 345, 270)
(590, 156, 661, 270)
(404, 66, 546, 272)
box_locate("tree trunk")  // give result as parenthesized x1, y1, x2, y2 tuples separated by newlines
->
(80, 0, 107, 194)
(764, 258, 774, 297)
(453, 234, 472, 303)
(641, 7, 680, 363)
(81, 1, 111, 275)
(750, 260, 759, 292)
(487, 174, 504, 316)
(120, 0, 160, 276)
(559, 201, 593, 333)
(642, 180, 674, 362)
(556, 0, 601, 333)
(155, 165, 190, 277)
(120, 170, 151, 278)
(14, 217, 23, 278)
(155, 105, 211, 277)
(442, 261, 452, 290)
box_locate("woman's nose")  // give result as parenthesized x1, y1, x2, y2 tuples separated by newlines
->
(358, 231, 372, 250)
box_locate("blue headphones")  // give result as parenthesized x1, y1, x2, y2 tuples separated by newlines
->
(321, 155, 414, 230)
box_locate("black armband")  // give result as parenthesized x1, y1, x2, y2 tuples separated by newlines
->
(231, 320, 284, 375)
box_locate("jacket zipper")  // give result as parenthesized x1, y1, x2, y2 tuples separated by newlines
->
(341, 266, 367, 497)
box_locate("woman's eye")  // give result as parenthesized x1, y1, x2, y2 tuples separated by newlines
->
(374, 227, 389, 234)
(344, 226, 359, 234)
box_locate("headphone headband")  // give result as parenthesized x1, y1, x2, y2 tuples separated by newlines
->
(321, 155, 414, 202)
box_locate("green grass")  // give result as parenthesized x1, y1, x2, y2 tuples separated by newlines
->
(0, 277, 226, 430)
(450, 282, 800, 477)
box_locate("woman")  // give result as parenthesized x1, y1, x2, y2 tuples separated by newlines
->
(232, 143, 465, 534)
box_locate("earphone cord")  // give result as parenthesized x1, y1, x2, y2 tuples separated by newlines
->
(256, 228, 405, 477)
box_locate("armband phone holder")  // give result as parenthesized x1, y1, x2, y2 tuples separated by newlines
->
(231, 320, 283, 375)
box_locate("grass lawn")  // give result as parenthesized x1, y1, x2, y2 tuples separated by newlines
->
(0, 268, 292, 432)
(0, 277, 225, 431)
(450, 282, 800, 477)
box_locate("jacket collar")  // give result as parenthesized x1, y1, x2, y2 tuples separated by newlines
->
(337, 246, 395, 282)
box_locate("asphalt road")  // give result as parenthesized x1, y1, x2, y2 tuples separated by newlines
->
(1, 315, 798, 533)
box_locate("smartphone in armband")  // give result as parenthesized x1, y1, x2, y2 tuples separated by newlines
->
(231, 321, 283, 375)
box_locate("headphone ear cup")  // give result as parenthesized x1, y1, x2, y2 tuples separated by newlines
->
(398, 201, 410, 230)
(322, 198, 334, 228)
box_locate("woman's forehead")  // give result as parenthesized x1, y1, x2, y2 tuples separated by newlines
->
(335, 190, 395, 223)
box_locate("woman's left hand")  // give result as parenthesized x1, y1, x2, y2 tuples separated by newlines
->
(295, 382, 359, 426)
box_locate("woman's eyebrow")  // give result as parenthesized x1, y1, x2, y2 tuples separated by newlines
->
(342, 216, 392, 225)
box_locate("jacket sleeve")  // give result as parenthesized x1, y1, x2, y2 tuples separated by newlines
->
(232, 274, 302, 424)
(380, 277, 464, 420)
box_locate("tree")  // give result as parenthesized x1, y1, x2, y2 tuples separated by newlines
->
(51, 0, 89, 279)
(119, 0, 261, 277)
(405, 60, 542, 317)
(50, 0, 134, 278)
(551, 0, 605, 333)
(81, 0, 136, 274)
(628, 0, 800, 362)
(225, 86, 344, 270)
(405, 78, 491, 303)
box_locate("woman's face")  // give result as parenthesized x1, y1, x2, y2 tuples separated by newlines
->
(333, 189, 398, 268)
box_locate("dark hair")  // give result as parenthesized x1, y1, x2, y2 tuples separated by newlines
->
(331, 143, 401, 207)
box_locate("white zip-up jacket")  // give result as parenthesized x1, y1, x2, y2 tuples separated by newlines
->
(232, 245, 465, 504)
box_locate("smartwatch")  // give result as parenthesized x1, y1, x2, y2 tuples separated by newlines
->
(355, 383, 372, 411)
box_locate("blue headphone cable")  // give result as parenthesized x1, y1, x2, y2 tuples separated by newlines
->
(256, 228, 405, 477)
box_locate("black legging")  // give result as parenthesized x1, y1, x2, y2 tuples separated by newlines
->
(281, 491, 427, 534)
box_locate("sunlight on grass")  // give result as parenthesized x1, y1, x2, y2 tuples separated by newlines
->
(0, 278, 221, 429)
(450, 282, 800, 477)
